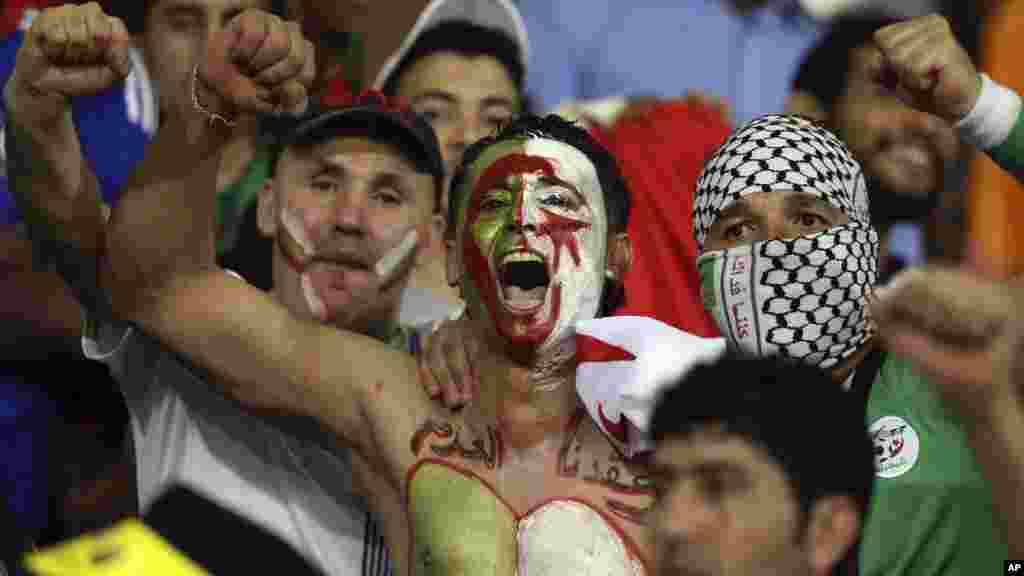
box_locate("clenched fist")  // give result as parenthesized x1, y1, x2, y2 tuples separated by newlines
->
(5, 2, 131, 111)
(196, 9, 316, 120)
(872, 14, 982, 124)
(872, 266, 1024, 421)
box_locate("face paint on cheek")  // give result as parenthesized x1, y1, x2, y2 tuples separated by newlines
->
(374, 228, 419, 284)
(461, 153, 559, 333)
(302, 272, 329, 322)
(276, 207, 318, 271)
(537, 211, 587, 271)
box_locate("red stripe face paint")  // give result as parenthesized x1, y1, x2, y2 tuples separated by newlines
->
(457, 138, 610, 351)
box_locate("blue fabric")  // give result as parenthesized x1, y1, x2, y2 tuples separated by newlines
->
(519, 0, 822, 123)
(0, 369, 56, 539)
(0, 30, 155, 224)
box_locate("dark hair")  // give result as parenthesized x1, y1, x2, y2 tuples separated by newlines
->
(650, 353, 875, 531)
(448, 114, 631, 237)
(113, 0, 288, 35)
(380, 20, 526, 99)
(792, 14, 900, 112)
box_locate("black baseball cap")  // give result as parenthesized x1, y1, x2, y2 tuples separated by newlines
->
(267, 87, 446, 208)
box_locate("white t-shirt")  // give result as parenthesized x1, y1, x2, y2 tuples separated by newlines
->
(83, 320, 392, 576)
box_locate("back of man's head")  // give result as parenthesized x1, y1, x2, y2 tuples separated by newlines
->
(651, 353, 875, 528)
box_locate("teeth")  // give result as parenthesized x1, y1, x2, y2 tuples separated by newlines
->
(502, 252, 544, 265)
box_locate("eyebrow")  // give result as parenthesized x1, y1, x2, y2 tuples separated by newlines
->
(480, 96, 517, 110)
(715, 200, 754, 221)
(536, 175, 586, 202)
(786, 194, 841, 215)
(411, 91, 457, 105)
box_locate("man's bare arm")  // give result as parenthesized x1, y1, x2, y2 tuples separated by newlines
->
(2, 3, 132, 320)
(140, 269, 423, 460)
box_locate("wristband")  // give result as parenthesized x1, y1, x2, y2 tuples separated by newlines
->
(955, 73, 1022, 151)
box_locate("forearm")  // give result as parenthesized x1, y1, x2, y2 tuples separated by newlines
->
(3, 81, 108, 317)
(138, 270, 389, 454)
(102, 101, 233, 316)
(962, 400, 1024, 556)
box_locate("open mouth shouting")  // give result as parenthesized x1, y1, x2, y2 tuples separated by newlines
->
(498, 251, 551, 314)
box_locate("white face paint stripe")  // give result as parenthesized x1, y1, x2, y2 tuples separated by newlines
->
(280, 207, 316, 261)
(519, 139, 609, 352)
(301, 272, 328, 321)
(375, 228, 419, 282)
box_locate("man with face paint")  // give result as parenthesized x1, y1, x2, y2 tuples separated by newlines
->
(101, 109, 659, 574)
(3, 4, 419, 574)
(692, 113, 1007, 575)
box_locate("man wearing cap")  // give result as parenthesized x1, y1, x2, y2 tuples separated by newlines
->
(4, 4, 407, 575)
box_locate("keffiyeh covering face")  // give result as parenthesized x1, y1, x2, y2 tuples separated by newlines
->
(693, 114, 879, 370)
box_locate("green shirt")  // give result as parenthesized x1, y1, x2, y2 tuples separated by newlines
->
(859, 353, 1008, 575)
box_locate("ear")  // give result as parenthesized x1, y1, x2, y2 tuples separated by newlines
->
(607, 232, 632, 281)
(785, 90, 827, 124)
(805, 496, 861, 575)
(257, 180, 279, 239)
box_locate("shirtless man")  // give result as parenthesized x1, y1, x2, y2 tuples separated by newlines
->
(110, 112, 650, 575)
(33, 7, 652, 571)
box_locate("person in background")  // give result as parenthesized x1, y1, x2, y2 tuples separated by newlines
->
(869, 12, 1024, 557)
(788, 15, 959, 280)
(649, 353, 874, 576)
(376, 0, 529, 325)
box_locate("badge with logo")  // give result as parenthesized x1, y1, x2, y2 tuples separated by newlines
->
(869, 416, 920, 478)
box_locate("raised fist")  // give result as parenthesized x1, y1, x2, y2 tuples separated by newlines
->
(196, 9, 316, 120)
(7, 2, 131, 106)
(872, 14, 982, 124)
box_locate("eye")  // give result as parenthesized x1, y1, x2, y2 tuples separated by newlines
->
(698, 471, 727, 502)
(374, 188, 404, 206)
(311, 179, 336, 193)
(797, 212, 829, 229)
(480, 191, 512, 211)
(484, 111, 513, 132)
(414, 104, 449, 126)
(722, 221, 754, 241)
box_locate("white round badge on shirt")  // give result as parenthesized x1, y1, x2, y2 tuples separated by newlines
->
(869, 416, 920, 479)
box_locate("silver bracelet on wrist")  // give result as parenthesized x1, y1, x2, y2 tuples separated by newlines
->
(191, 65, 236, 127)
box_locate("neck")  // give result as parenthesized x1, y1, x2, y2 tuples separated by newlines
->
(472, 337, 580, 451)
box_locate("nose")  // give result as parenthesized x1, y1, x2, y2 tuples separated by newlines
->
(329, 189, 368, 236)
(449, 112, 488, 162)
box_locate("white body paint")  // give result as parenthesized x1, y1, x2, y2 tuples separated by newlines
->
(516, 139, 608, 353)
(517, 500, 644, 576)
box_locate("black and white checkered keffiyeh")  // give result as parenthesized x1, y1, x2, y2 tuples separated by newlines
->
(693, 114, 871, 250)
